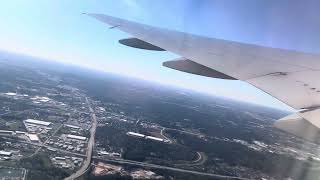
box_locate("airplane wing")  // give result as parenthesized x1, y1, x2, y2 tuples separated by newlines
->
(87, 13, 320, 141)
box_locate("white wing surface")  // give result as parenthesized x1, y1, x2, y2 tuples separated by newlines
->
(88, 13, 320, 140)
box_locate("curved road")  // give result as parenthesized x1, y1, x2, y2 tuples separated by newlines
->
(175, 151, 207, 166)
(65, 98, 97, 180)
(160, 127, 172, 144)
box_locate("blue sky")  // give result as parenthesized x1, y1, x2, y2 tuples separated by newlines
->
(1, 0, 318, 111)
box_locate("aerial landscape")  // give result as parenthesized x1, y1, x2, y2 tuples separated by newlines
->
(0, 50, 319, 180)
(1, 0, 320, 179)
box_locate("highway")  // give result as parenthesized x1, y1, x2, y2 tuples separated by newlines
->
(65, 97, 97, 180)
(22, 139, 247, 179)
(93, 156, 250, 180)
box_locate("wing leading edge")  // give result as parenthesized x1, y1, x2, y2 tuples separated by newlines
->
(87, 13, 320, 140)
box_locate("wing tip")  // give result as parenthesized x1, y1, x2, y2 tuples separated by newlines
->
(84, 13, 123, 28)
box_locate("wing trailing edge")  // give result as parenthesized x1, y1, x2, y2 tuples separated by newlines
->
(119, 38, 165, 51)
(274, 113, 320, 142)
(163, 58, 237, 80)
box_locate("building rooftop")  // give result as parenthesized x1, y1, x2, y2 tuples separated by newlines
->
(65, 124, 80, 129)
(0, 151, 12, 156)
(146, 136, 164, 142)
(126, 132, 145, 138)
(66, 134, 86, 141)
(0, 130, 13, 134)
(25, 119, 51, 126)
(28, 134, 40, 141)
(4, 92, 16, 96)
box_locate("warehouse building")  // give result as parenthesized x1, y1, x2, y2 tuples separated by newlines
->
(146, 136, 165, 142)
(27, 133, 40, 142)
(126, 132, 145, 138)
(65, 124, 80, 129)
(66, 134, 86, 141)
(0, 151, 12, 157)
(0, 130, 13, 136)
(25, 119, 51, 126)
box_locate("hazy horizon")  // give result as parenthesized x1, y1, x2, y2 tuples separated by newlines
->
(0, 49, 293, 112)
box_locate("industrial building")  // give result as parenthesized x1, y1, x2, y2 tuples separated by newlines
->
(145, 136, 165, 142)
(66, 134, 86, 141)
(47, 147, 57, 152)
(25, 119, 51, 126)
(0, 130, 13, 136)
(15, 131, 26, 135)
(4, 92, 16, 96)
(65, 124, 80, 129)
(98, 151, 110, 155)
(55, 157, 66, 160)
(0, 151, 12, 157)
(126, 132, 145, 138)
(126, 131, 169, 143)
(27, 133, 40, 142)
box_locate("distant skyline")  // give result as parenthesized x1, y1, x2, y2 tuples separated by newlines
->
(1, 0, 319, 111)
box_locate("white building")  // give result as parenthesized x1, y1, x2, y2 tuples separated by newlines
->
(0, 151, 12, 156)
(25, 119, 51, 126)
(65, 124, 80, 129)
(146, 136, 165, 142)
(66, 134, 86, 141)
(126, 132, 169, 143)
(47, 147, 57, 152)
(4, 92, 16, 96)
(15, 131, 26, 135)
(28, 134, 40, 142)
(0, 130, 13, 135)
(98, 151, 110, 156)
(111, 152, 121, 157)
(55, 157, 66, 160)
(126, 132, 145, 138)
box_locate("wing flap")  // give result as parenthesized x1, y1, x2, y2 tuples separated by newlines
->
(119, 38, 165, 51)
(247, 70, 320, 109)
(298, 108, 320, 128)
(163, 58, 236, 80)
(274, 113, 320, 142)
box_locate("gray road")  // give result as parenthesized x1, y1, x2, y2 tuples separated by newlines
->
(165, 127, 204, 137)
(93, 157, 250, 180)
(64, 97, 97, 180)
(22, 140, 248, 180)
(160, 127, 172, 144)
